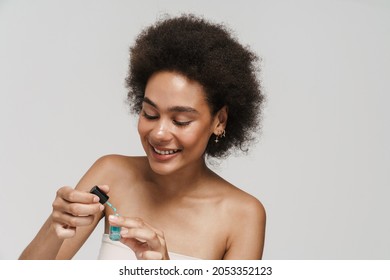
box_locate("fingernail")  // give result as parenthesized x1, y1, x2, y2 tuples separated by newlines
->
(120, 229, 128, 235)
(99, 205, 105, 211)
(93, 196, 100, 203)
(109, 215, 117, 221)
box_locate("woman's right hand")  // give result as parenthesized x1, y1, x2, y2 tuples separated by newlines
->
(50, 185, 108, 239)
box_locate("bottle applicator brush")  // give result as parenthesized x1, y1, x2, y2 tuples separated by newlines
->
(90, 186, 121, 241)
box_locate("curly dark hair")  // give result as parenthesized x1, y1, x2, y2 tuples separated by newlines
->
(126, 14, 264, 158)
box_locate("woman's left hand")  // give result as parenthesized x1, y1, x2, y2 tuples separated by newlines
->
(109, 215, 170, 260)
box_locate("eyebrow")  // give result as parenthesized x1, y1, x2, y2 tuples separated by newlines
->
(142, 97, 199, 114)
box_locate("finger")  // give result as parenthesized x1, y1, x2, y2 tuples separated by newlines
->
(143, 224, 164, 238)
(109, 216, 162, 237)
(120, 227, 161, 250)
(54, 223, 76, 239)
(119, 239, 163, 260)
(108, 215, 141, 227)
(57, 187, 98, 204)
(63, 202, 104, 216)
(140, 250, 163, 260)
(120, 237, 149, 254)
(97, 185, 110, 195)
(52, 211, 95, 227)
(53, 195, 104, 216)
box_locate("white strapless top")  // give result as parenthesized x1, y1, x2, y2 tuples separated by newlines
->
(97, 234, 200, 260)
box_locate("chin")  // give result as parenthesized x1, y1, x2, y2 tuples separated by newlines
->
(147, 159, 179, 176)
(144, 153, 177, 176)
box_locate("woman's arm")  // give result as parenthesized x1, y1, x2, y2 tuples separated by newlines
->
(19, 156, 116, 259)
(18, 186, 104, 259)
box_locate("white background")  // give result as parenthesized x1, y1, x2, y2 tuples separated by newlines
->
(1, 0, 389, 259)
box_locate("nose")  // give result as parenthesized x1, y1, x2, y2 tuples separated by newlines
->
(150, 120, 173, 144)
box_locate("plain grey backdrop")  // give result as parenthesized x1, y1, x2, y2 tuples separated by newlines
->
(1, 0, 389, 259)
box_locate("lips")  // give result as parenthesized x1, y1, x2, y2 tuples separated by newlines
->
(153, 147, 181, 155)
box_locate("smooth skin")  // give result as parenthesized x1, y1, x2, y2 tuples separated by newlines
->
(19, 71, 266, 260)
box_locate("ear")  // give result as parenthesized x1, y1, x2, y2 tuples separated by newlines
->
(213, 106, 228, 135)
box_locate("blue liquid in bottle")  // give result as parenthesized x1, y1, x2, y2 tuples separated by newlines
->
(106, 202, 121, 241)
(109, 215, 121, 241)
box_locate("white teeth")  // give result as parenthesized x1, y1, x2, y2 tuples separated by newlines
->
(153, 147, 179, 155)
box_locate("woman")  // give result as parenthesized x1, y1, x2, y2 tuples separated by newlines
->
(19, 14, 266, 260)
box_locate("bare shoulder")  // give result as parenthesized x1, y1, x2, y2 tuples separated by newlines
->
(76, 154, 147, 191)
(90, 154, 145, 170)
(216, 179, 266, 259)
(221, 182, 266, 225)
(88, 154, 147, 174)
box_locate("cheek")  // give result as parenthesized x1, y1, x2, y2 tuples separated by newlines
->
(180, 127, 211, 148)
(137, 117, 149, 136)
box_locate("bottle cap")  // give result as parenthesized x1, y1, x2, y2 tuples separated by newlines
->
(90, 186, 109, 204)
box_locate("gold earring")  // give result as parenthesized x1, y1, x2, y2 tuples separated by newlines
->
(214, 129, 226, 143)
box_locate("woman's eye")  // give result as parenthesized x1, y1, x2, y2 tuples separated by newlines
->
(173, 120, 192, 126)
(142, 112, 158, 120)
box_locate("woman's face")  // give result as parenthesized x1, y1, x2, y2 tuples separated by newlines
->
(138, 71, 219, 175)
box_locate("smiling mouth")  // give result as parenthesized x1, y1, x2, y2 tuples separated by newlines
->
(152, 146, 181, 155)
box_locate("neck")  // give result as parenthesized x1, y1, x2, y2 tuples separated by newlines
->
(146, 158, 213, 198)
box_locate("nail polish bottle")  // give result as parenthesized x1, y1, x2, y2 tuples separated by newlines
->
(90, 186, 121, 241)
(109, 214, 121, 241)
